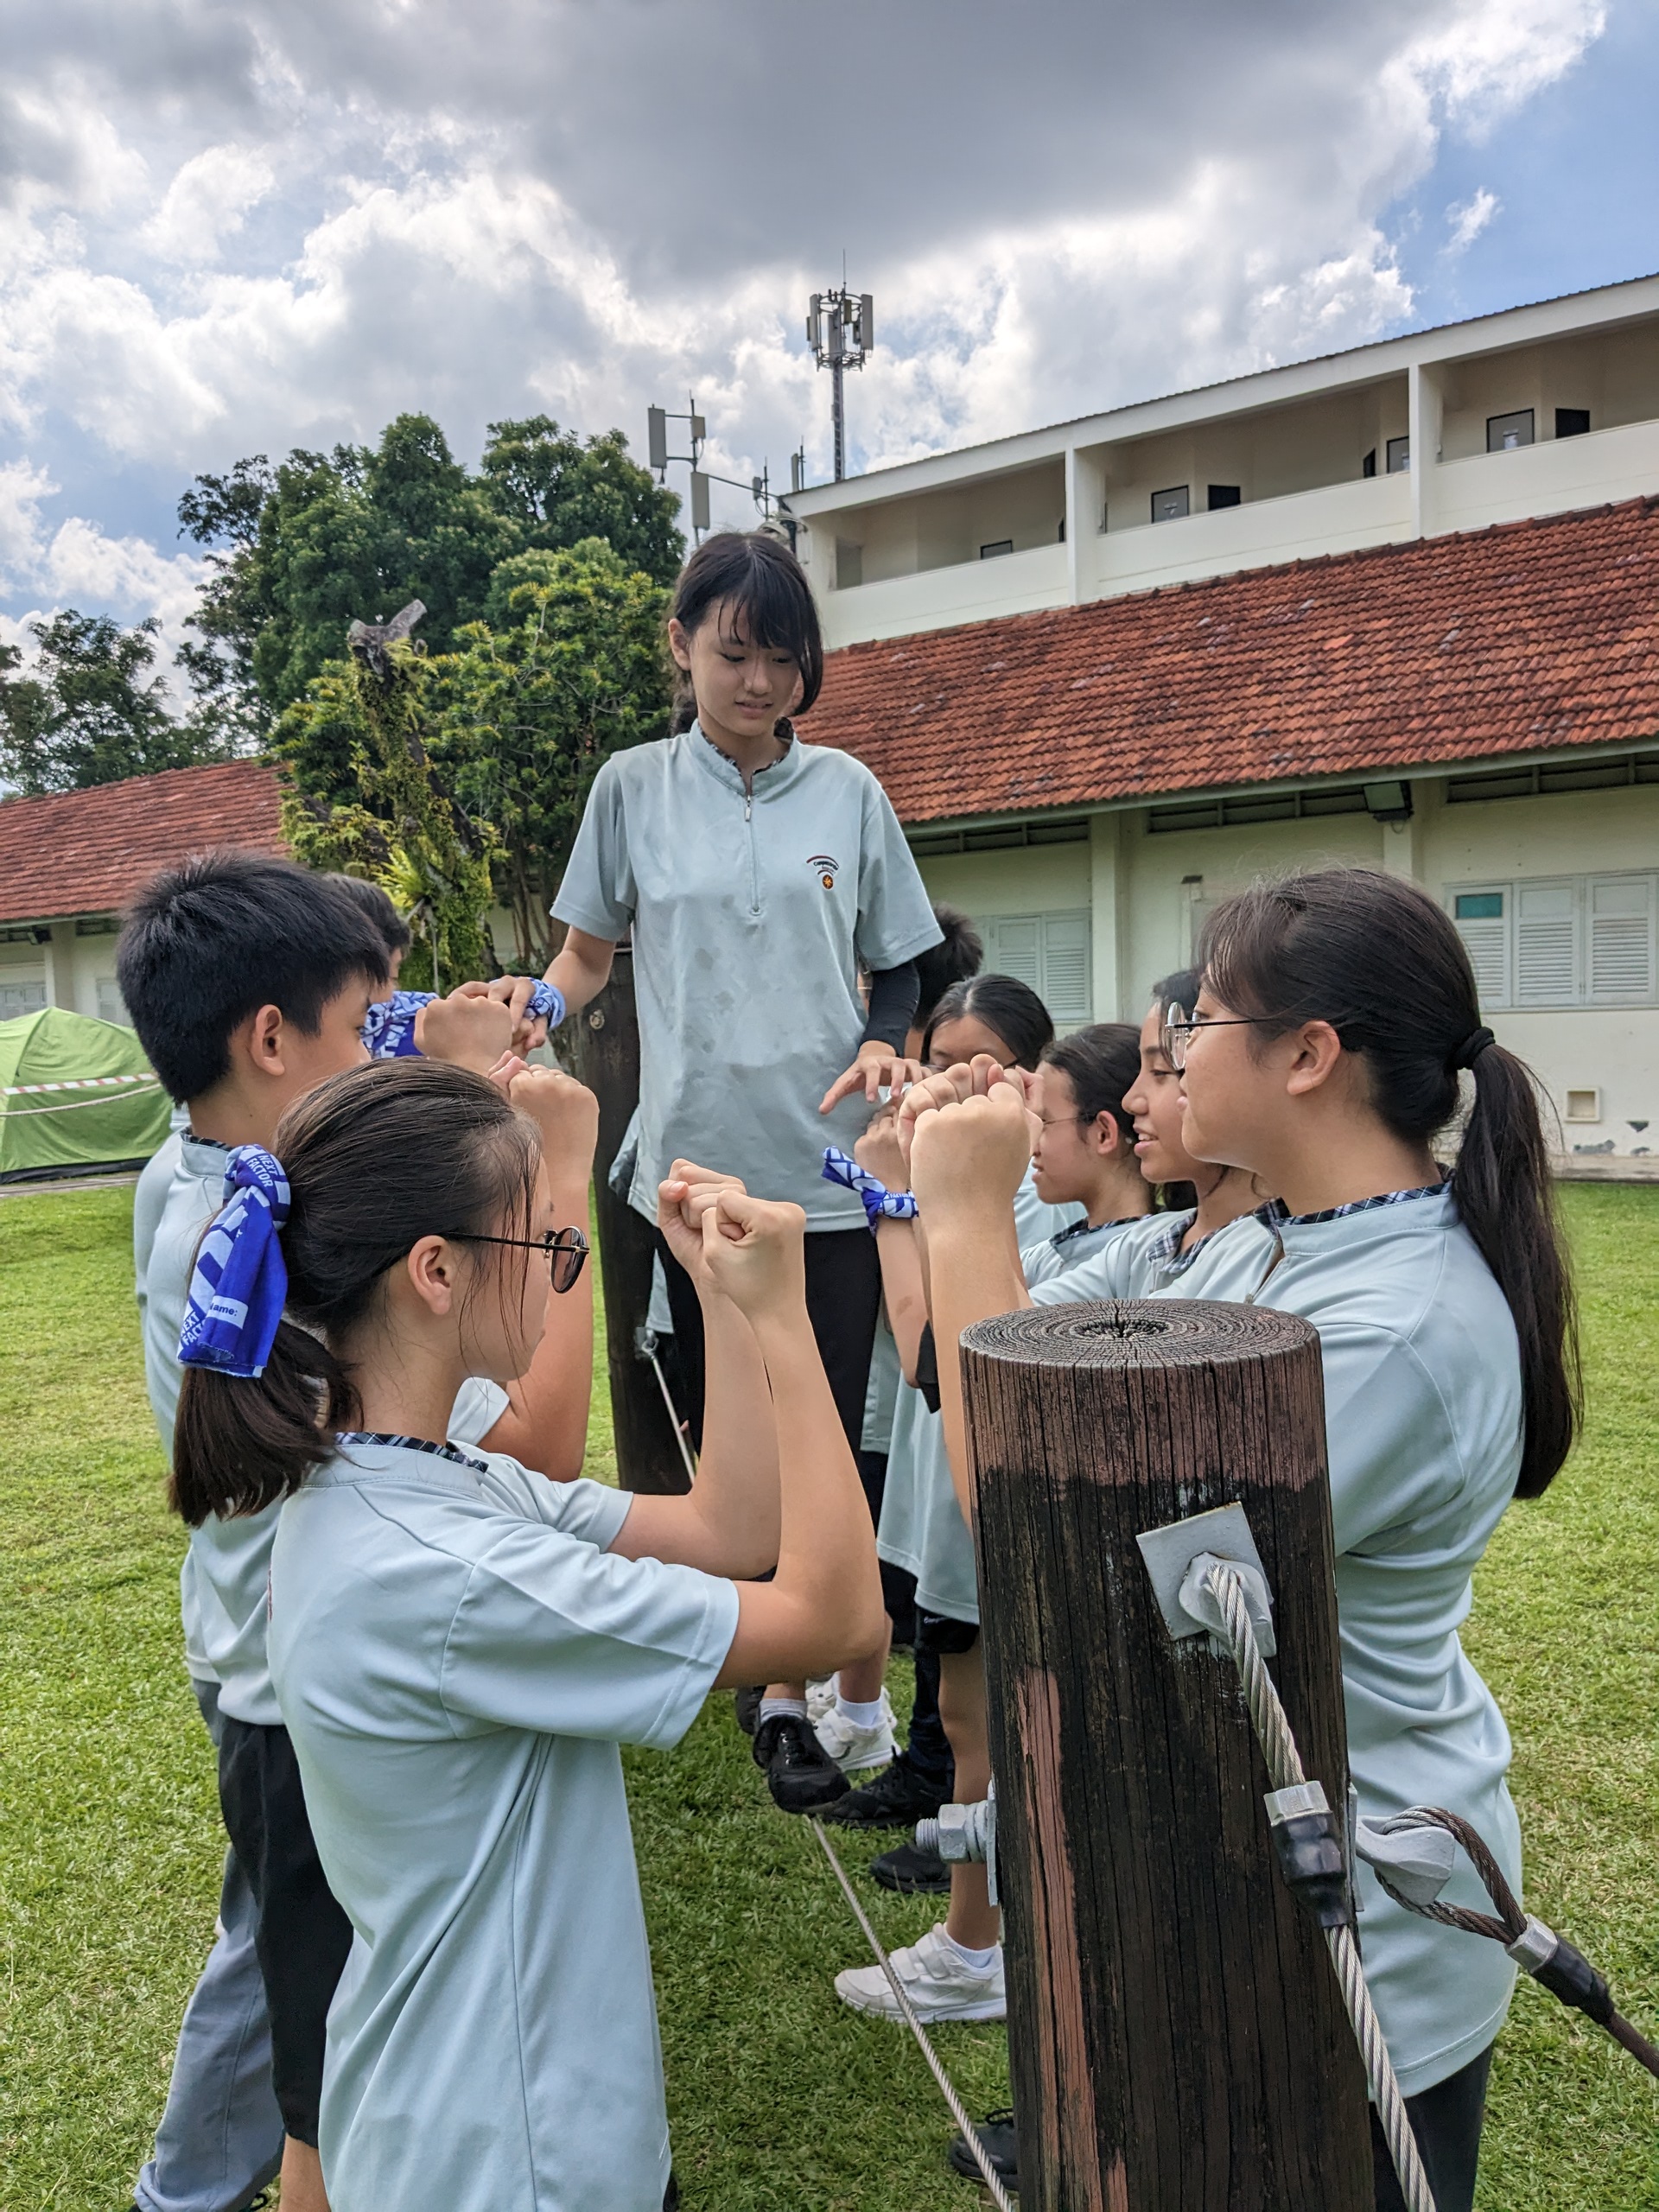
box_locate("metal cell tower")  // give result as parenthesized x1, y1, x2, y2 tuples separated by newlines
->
(807, 287, 874, 480)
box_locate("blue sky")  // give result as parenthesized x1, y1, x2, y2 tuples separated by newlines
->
(0, 0, 1652, 677)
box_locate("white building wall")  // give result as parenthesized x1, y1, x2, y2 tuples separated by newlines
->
(918, 781, 1659, 1156)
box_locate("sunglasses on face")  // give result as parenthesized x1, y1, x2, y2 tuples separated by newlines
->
(453, 1225, 589, 1294)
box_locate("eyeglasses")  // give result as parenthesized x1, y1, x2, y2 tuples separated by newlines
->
(453, 1224, 589, 1294)
(1160, 1003, 1274, 1073)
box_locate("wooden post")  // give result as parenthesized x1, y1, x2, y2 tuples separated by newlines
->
(569, 948, 690, 1495)
(962, 1298, 1371, 2212)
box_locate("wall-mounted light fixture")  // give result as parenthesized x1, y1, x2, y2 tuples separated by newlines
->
(1363, 779, 1414, 823)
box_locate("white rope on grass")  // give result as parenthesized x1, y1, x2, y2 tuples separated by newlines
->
(810, 1818, 1016, 2212)
(1202, 1560, 1438, 2212)
(642, 1334, 698, 1485)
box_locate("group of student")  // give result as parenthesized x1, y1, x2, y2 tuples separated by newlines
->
(118, 526, 1574, 2212)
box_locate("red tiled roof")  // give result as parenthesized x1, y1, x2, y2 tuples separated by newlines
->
(0, 760, 286, 924)
(799, 497, 1659, 822)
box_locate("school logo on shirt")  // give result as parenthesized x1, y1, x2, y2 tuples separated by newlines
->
(809, 854, 840, 890)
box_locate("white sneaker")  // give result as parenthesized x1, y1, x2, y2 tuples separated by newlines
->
(834, 1922, 1006, 2023)
(814, 1688, 896, 1773)
(806, 1676, 837, 1724)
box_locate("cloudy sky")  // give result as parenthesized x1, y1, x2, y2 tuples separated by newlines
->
(2, 0, 1655, 672)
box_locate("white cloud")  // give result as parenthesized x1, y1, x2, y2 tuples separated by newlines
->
(1446, 188, 1502, 253)
(0, 0, 1614, 634)
(144, 143, 276, 263)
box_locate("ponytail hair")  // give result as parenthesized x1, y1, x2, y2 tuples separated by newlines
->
(1040, 1023, 1142, 1149)
(667, 529, 823, 737)
(1198, 867, 1580, 1499)
(172, 1059, 540, 1525)
(923, 973, 1054, 1072)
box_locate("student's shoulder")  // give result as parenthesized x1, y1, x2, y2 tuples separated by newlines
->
(796, 739, 882, 797)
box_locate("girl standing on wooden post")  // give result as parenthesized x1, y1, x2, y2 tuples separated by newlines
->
(522, 531, 942, 1814)
(899, 866, 1579, 2212)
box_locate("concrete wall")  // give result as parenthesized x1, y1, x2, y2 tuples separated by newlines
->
(0, 918, 128, 1024)
(917, 779, 1659, 1154)
(805, 307, 1659, 654)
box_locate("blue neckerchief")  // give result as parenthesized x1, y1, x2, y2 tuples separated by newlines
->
(822, 1145, 918, 1229)
(361, 979, 567, 1059)
(177, 1146, 290, 1378)
(361, 989, 434, 1058)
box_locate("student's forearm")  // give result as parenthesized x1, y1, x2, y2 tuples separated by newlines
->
(615, 1290, 779, 1574)
(874, 1221, 928, 1382)
(923, 1216, 1031, 1520)
(480, 1173, 594, 1477)
(714, 1314, 883, 1687)
(544, 931, 615, 1016)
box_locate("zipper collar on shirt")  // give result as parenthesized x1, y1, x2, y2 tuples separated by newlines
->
(688, 717, 800, 809)
(311, 1433, 490, 1497)
(1243, 1180, 1454, 1300)
(181, 1130, 234, 1179)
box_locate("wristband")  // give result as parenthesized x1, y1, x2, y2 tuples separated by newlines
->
(822, 1145, 918, 1229)
(525, 978, 566, 1030)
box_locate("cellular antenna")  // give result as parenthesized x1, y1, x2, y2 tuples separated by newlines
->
(806, 284, 874, 481)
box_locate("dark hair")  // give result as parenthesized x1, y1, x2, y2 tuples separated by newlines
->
(172, 1059, 539, 1524)
(914, 905, 985, 1027)
(1040, 1023, 1142, 1151)
(117, 852, 387, 1103)
(330, 874, 412, 963)
(667, 531, 823, 734)
(1152, 967, 1200, 1019)
(922, 973, 1054, 1071)
(1198, 867, 1579, 1499)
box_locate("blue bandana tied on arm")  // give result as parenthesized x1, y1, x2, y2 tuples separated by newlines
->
(822, 1145, 918, 1230)
(360, 980, 568, 1059)
(177, 1146, 291, 1379)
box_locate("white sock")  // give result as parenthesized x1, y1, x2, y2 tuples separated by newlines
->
(759, 1697, 808, 1724)
(836, 1694, 886, 1730)
(938, 1928, 1001, 1974)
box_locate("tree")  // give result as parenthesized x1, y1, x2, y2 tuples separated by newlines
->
(179, 413, 683, 732)
(275, 612, 498, 993)
(0, 613, 234, 797)
(429, 541, 671, 968)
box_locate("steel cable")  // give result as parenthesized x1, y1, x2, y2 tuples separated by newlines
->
(810, 1819, 1016, 2212)
(1203, 1561, 1439, 2212)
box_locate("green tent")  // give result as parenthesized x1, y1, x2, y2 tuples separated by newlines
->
(0, 1007, 172, 1181)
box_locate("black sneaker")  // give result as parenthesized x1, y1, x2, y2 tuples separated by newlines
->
(870, 1838, 951, 1893)
(822, 1757, 950, 1831)
(733, 1685, 764, 1737)
(752, 1713, 849, 1813)
(948, 2109, 1019, 2192)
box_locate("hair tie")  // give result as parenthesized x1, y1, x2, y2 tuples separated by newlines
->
(178, 1145, 291, 1378)
(1452, 1025, 1497, 1072)
(822, 1145, 918, 1229)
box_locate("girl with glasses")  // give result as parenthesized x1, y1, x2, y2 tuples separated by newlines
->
(900, 867, 1577, 2212)
(172, 1056, 883, 2212)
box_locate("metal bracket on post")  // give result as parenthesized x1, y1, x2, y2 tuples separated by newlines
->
(1135, 1501, 1277, 1658)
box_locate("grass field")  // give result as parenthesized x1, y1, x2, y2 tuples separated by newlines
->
(1, 1181, 1655, 2209)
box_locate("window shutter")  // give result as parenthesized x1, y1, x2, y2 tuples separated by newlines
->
(1041, 912, 1093, 1024)
(1452, 891, 1509, 1007)
(982, 916, 1042, 995)
(1514, 881, 1579, 1007)
(1587, 874, 1655, 1002)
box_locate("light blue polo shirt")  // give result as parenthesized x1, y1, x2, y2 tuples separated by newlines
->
(268, 1439, 739, 2212)
(1027, 1202, 1279, 1307)
(137, 1133, 506, 1710)
(1020, 1211, 1151, 1287)
(552, 726, 941, 1225)
(1147, 1184, 1524, 2095)
(879, 1174, 1084, 1623)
